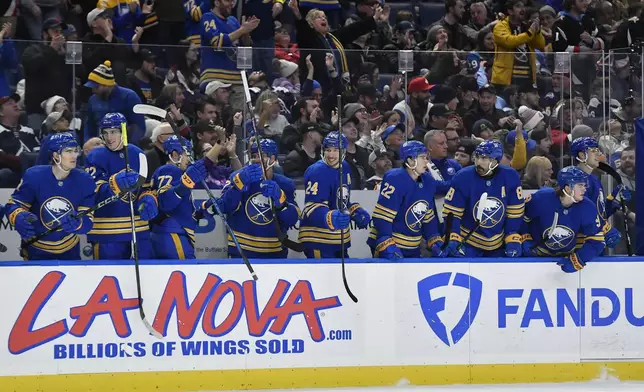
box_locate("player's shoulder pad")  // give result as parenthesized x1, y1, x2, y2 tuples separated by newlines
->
(273, 173, 296, 194)
(70, 167, 99, 187)
(382, 167, 406, 184)
(156, 163, 183, 177)
(23, 165, 50, 179)
(530, 187, 555, 204)
(127, 144, 145, 155)
(341, 160, 351, 172)
(85, 145, 108, 163)
(303, 160, 325, 179)
(499, 164, 521, 179)
(451, 165, 475, 186)
(578, 196, 598, 215)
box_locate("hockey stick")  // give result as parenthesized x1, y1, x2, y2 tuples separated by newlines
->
(23, 154, 148, 247)
(598, 161, 633, 256)
(530, 211, 559, 252)
(241, 71, 304, 253)
(441, 212, 453, 251)
(456, 192, 488, 255)
(337, 94, 358, 303)
(133, 104, 258, 280)
(121, 123, 163, 339)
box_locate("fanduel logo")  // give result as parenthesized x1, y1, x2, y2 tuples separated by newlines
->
(417, 272, 483, 346)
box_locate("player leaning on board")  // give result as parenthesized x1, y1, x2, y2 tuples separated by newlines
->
(368, 141, 445, 260)
(570, 137, 631, 250)
(521, 166, 605, 273)
(442, 137, 525, 258)
(6, 133, 96, 260)
(298, 132, 371, 259)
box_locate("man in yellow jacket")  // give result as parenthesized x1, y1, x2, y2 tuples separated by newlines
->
(491, 0, 545, 89)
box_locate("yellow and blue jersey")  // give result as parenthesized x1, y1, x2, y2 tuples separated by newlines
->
(184, 0, 209, 44)
(443, 165, 525, 251)
(200, 11, 242, 86)
(6, 166, 95, 257)
(585, 173, 617, 235)
(368, 169, 441, 257)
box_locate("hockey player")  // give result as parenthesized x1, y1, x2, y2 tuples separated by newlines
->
(521, 166, 605, 272)
(208, 139, 299, 258)
(368, 141, 444, 260)
(6, 132, 96, 260)
(85, 113, 158, 259)
(150, 135, 208, 259)
(570, 137, 630, 249)
(298, 131, 371, 258)
(443, 139, 525, 257)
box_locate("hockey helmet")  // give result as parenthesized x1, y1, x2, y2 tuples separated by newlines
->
(473, 140, 503, 161)
(557, 166, 588, 189)
(570, 137, 599, 158)
(400, 141, 427, 162)
(163, 135, 192, 156)
(100, 112, 127, 131)
(48, 132, 79, 154)
(322, 131, 348, 150)
(250, 138, 278, 158)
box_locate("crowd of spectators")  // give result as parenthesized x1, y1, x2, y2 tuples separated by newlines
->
(0, 0, 640, 251)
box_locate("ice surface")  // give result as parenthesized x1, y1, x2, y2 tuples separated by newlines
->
(190, 383, 644, 392)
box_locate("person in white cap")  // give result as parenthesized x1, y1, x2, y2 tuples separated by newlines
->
(204, 80, 233, 126)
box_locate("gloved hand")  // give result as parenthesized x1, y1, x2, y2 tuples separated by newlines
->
(231, 164, 263, 190)
(430, 239, 447, 257)
(445, 240, 464, 257)
(181, 159, 207, 189)
(60, 212, 82, 234)
(351, 207, 370, 229)
(612, 184, 632, 202)
(375, 237, 403, 260)
(261, 180, 285, 208)
(505, 242, 522, 258)
(137, 194, 159, 221)
(557, 253, 585, 273)
(327, 210, 350, 230)
(109, 171, 139, 195)
(522, 240, 538, 257)
(15, 211, 37, 239)
(605, 227, 622, 248)
(202, 198, 224, 216)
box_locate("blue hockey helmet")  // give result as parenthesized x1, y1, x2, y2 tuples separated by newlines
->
(322, 131, 348, 150)
(250, 138, 278, 158)
(570, 137, 599, 158)
(400, 141, 427, 162)
(473, 140, 503, 161)
(557, 166, 588, 189)
(163, 135, 192, 156)
(100, 112, 127, 131)
(49, 132, 79, 154)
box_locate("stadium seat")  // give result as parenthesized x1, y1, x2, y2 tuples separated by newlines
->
(378, 73, 396, 91)
(387, 2, 414, 25)
(418, 2, 445, 26)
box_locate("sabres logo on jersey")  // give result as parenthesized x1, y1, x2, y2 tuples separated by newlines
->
(597, 189, 607, 219)
(474, 197, 505, 228)
(40, 197, 73, 228)
(337, 184, 350, 210)
(245, 192, 273, 225)
(405, 201, 429, 232)
(543, 225, 575, 250)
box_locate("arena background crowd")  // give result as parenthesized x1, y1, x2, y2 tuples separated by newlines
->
(0, 0, 639, 254)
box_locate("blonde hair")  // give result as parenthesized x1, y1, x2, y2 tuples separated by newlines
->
(306, 9, 326, 27)
(524, 156, 552, 188)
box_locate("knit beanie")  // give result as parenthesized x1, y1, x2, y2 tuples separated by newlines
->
(87, 60, 115, 87)
(518, 105, 545, 131)
(571, 124, 594, 141)
(278, 59, 298, 78)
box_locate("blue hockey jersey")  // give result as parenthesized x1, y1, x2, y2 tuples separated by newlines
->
(521, 188, 605, 262)
(219, 172, 299, 258)
(368, 169, 441, 256)
(299, 160, 360, 252)
(6, 166, 95, 255)
(151, 163, 200, 243)
(443, 165, 524, 251)
(585, 172, 616, 235)
(85, 145, 152, 242)
(184, 0, 209, 44)
(200, 11, 242, 87)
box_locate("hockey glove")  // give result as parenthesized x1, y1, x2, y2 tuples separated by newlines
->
(327, 210, 350, 230)
(109, 171, 140, 196)
(202, 198, 225, 216)
(60, 212, 82, 234)
(15, 211, 37, 239)
(231, 164, 263, 190)
(521, 240, 538, 257)
(181, 159, 207, 188)
(261, 180, 286, 208)
(350, 207, 370, 229)
(444, 233, 465, 257)
(605, 227, 622, 248)
(612, 184, 632, 202)
(137, 194, 159, 221)
(505, 242, 522, 257)
(428, 237, 447, 257)
(375, 237, 403, 260)
(557, 253, 585, 273)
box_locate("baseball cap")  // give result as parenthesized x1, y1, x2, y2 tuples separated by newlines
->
(368, 149, 392, 166)
(87, 8, 108, 27)
(43, 18, 67, 32)
(478, 84, 496, 95)
(408, 77, 434, 93)
(45, 110, 72, 130)
(205, 81, 232, 96)
(506, 129, 537, 151)
(471, 119, 494, 137)
(456, 142, 476, 157)
(343, 103, 366, 120)
(394, 21, 415, 33)
(299, 122, 324, 136)
(0, 93, 21, 105)
(428, 104, 455, 118)
(381, 123, 406, 141)
(139, 49, 157, 64)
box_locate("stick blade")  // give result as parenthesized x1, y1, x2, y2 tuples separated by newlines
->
(142, 317, 164, 339)
(138, 152, 148, 180)
(240, 71, 252, 104)
(133, 104, 168, 120)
